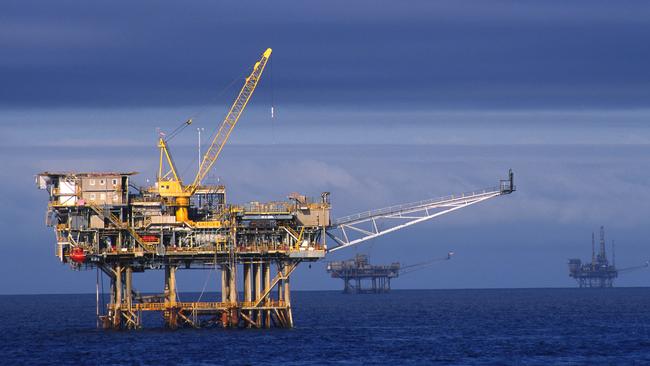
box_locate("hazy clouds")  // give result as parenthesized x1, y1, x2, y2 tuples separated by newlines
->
(1, 0, 650, 108)
(4, 140, 650, 293)
(1, 1, 650, 293)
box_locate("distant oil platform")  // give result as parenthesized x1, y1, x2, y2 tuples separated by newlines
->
(326, 252, 453, 294)
(568, 226, 648, 288)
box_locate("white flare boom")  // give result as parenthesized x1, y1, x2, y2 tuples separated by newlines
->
(326, 170, 515, 252)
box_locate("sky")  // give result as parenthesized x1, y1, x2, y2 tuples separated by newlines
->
(1, 0, 650, 294)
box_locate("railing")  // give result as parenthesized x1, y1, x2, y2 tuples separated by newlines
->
(95, 242, 324, 256)
(130, 197, 163, 204)
(239, 202, 292, 214)
(110, 300, 288, 312)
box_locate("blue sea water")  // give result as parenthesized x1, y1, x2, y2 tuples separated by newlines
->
(1, 288, 650, 365)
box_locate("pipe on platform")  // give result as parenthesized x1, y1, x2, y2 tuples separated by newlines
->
(254, 262, 261, 327)
(263, 261, 271, 328)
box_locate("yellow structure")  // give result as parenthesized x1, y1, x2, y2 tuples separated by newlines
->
(157, 48, 272, 223)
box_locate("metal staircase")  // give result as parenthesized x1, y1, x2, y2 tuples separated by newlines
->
(86, 202, 154, 252)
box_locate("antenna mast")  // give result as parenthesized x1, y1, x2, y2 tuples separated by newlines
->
(599, 226, 607, 263)
(591, 232, 596, 266)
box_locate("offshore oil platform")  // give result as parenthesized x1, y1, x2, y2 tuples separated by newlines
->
(568, 226, 648, 288)
(36, 48, 515, 329)
(326, 252, 453, 293)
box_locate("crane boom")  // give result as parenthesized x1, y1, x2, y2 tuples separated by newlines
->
(189, 48, 272, 191)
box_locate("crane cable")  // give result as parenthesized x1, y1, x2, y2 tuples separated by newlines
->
(96, 267, 100, 328)
(197, 68, 251, 147)
(192, 48, 272, 189)
(164, 118, 193, 142)
(163, 66, 252, 183)
(196, 249, 219, 303)
(270, 56, 276, 144)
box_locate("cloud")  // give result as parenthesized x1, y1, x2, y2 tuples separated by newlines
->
(1, 1, 650, 108)
(0, 20, 117, 48)
(4, 107, 650, 148)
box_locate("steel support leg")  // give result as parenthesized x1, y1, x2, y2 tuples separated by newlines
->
(284, 262, 293, 328)
(164, 265, 178, 329)
(263, 261, 271, 328)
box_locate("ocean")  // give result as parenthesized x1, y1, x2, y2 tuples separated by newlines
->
(1, 288, 650, 365)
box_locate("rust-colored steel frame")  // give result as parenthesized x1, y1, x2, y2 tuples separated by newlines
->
(98, 258, 303, 330)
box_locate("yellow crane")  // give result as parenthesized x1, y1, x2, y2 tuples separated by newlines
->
(156, 48, 272, 222)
